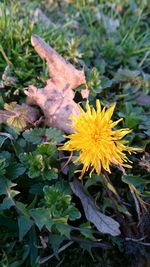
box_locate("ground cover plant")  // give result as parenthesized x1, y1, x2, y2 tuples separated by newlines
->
(0, 0, 150, 266)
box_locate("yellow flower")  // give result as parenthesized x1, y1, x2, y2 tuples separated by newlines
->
(60, 100, 137, 179)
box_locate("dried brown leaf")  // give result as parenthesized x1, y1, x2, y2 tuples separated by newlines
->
(0, 103, 39, 129)
(70, 179, 121, 236)
(25, 35, 87, 133)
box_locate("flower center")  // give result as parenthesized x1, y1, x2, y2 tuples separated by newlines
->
(91, 132, 101, 144)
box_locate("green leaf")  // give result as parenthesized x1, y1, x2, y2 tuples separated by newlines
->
(43, 181, 80, 221)
(102, 197, 113, 213)
(6, 162, 26, 179)
(85, 174, 103, 190)
(113, 68, 140, 82)
(79, 223, 96, 241)
(16, 201, 29, 216)
(101, 76, 112, 89)
(54, 223, 72, 239)
(0, 151, 11, 165)
(0, 158, 6, 175)
(30, 208, 71, 238)
(3, 125, 19, 140)
(0, 197, 15, 210)
(0, 152, 12, 178)
(67, 206, 81, 221)
(20, 144, 58, 180)
(49, 235, 66, 259)
(122, 175, 150, 190)
(44, 170, 58, 180)
(20, 153, 45, 178)
(0, 135, 9, 148)
(43, 215, 71, 238)
(29, 183, 44, 195)
(102, 175, 118, 196)
(0, 178, 19, 210)
(125, 113, 141, 129)
(105, 180, 118, 196)
(44, 184, 71, 216)
(29, 208, 51, 231)
(80, 242, 94, 259)
(45, 218, 71, 238)
(36, 144, 58, 162)
(87, 67, 101, 92)
(23, 127, 64, 145)
(18, 215, 33, 240)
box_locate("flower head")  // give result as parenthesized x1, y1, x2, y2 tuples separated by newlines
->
(60, 100, 137, 178)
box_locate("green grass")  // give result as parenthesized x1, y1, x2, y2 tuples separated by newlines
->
(0, 0, 150, 266)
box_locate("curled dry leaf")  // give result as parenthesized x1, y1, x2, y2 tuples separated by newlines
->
(0, 102, 39, 130)
(70, 179, 121, 237)
(25, 35, 87, 133)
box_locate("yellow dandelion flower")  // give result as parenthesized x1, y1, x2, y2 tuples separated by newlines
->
(60, 100, 138, 179)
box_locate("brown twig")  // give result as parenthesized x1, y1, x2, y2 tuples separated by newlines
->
(39, 241, 74, 265)
(71, 236, 112, 249)
(60, 151, 73, 172)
